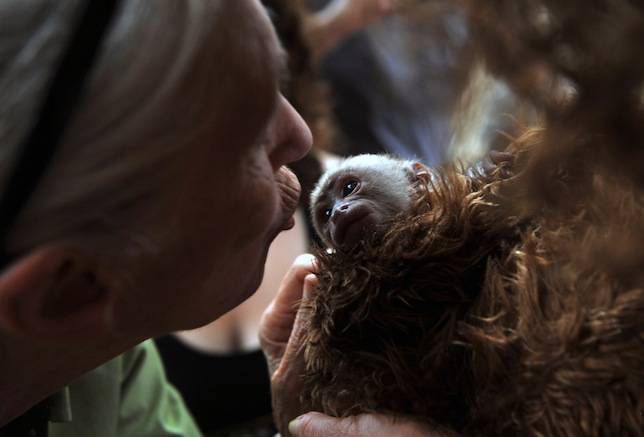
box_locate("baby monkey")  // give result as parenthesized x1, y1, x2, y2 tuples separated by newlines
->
(310, 153, 513, 249)
(310, 154, 431, 249)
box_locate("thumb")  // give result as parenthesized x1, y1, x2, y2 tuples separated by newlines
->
(259, 254, 316, 360)
(288, 412, 447, 437)
(288, 412, 346, 437)
(272, 272, 318, 380)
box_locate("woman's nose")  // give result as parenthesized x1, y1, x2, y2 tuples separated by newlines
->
(269, 95, 313, 170)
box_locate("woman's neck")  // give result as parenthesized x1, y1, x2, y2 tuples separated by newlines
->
(0, 331, 140, 426)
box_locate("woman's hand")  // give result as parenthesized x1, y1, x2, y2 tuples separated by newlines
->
(288, 412, 456, 437)
(259, 254, 318, 436)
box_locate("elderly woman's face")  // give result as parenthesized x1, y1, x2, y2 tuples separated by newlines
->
(126, 0, 312, 331)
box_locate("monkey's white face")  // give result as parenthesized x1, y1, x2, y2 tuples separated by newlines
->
(118, 0, 312, 333)
(311, 155, 422, 250)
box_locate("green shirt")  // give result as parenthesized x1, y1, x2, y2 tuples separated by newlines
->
(4, 341, 202, 437)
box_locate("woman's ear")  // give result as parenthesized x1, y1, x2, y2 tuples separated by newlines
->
(0, 245, 114, 340)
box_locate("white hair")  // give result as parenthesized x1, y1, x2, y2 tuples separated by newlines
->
(0, 0, 231, 256)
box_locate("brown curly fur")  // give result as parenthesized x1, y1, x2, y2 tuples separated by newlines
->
(301, 127, 644, 435)
(464, 0, 644, 203)
(300, 1, 644, 434)
(302, 161, 522, 426)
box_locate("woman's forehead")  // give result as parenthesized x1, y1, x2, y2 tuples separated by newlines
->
(199, 0, 283, 151)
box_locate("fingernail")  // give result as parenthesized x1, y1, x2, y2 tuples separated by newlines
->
(288, 415, 304, 435)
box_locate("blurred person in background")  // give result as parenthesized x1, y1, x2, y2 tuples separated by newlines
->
(309, 0, 518, 165)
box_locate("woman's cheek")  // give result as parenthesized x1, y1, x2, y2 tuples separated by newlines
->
(234, 166, 279, 244)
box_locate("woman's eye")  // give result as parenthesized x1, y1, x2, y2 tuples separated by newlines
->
(342, 180, 359, 197)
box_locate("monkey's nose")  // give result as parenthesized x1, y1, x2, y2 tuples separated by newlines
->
(331, 204, 350, 224)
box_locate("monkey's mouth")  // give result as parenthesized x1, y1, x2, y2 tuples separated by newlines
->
(334, 209, 376, 248)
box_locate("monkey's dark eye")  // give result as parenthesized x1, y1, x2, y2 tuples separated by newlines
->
(317, 208, 333, 223)
(342, 180, 359, 197)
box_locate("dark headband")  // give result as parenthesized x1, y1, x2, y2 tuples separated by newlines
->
(0, 0, 122, 265)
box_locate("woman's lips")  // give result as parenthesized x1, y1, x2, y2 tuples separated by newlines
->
(275, 166, 300, 234)
(282, 215, 296, 231)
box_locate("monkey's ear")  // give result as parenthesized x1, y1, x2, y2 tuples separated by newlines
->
(411, 162, 432, 185)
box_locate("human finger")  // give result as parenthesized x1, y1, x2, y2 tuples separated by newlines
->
(273, 272, 318, 378)
(260, 254, 317, 346)
(288, 412, 444, 437)
(269, 273, 319, 435)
